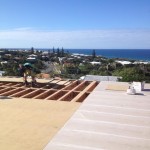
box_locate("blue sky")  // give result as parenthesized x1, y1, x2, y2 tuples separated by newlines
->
(0, 0, 150, 49)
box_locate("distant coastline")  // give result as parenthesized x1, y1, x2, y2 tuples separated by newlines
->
(66, 49, 150, 61)
(1, 48, 150, 61)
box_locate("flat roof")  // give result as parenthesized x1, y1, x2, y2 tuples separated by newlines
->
(44, 81, 150, 150)
(0, 77, 98, 150)
(0, 77, 150, 150)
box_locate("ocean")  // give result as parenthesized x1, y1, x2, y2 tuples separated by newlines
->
(6, 48, 150, 61)
(66, 49, 150, 61)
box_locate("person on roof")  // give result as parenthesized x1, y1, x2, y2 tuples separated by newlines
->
(18, 63, 36, 87)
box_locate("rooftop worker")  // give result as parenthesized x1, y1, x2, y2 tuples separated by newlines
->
(18, 62, 37, 87)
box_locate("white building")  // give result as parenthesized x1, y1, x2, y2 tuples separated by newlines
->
(90, 61, 101, 65)
(116, 60, 131, 65)
(0, 71, 5, 76)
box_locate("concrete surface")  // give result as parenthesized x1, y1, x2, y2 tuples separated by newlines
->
(44, 81, 150, 150)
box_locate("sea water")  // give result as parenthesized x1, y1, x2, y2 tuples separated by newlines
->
(66, 49, 150, 61)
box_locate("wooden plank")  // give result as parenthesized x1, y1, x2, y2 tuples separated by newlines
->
(10, 88, 34, 97)
(58, 81, 86, 101)
(0, 87, 14, 94)
(48, 81, 84, 101)
(71, 81, 97, 102)
(33, 89, 57, 99)
(0, 88, 24, 96)
(62, 80, 79, 90)
(21, 89, 46, 98)
(58, 91, 79, 101)
(13, 83, 24, 87)
(72, 81, 87, 91)
(45, 90, 63, 100)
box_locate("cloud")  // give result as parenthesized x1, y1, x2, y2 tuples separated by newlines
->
(13, 27, 34, 31)
(0, 28, 150, 48)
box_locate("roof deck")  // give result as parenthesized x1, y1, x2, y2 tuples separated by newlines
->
(0, 77, 150, 150)
(44, 81, 150, 150)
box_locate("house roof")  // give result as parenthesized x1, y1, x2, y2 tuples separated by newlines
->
(83, 75, 120, 81)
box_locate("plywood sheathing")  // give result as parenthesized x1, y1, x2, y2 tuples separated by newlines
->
(0, 98, 80, 150)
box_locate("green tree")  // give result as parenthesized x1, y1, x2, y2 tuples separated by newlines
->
(57, 48, 60, 57)
(31, 47, 34, 54)
(61, 47, 64, 57)
(53, 47, 55, 54)
(92, 49, 96, 60)
(78, 63, 93, 75)
(113, 67, 145, 82)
